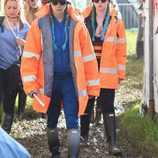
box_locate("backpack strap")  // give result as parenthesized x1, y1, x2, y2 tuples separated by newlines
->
(0, 16, 5, 32)
(37, 18, 41, 29)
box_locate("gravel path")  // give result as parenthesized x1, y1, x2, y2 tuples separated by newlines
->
(11, 114, 142, 158)
(10, 77, 143, 158)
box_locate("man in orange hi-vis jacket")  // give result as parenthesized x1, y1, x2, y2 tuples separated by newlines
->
(80, 0, 126, 156)
(20, 0, 100, 157)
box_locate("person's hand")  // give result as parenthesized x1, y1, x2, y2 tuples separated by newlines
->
(88, 95, 94, 99)
(118, 78, 123, 85)
(28, 91, 36, 98)
(16, 38, 25, 47)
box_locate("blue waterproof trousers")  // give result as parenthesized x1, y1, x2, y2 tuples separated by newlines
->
(47, 75, 79, 129)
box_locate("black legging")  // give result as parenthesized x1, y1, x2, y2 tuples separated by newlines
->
(3, 89, 18, 115)
(80, 89, 115, 137)
(0, 68, 25, 115)
(0, 68, 7, 107)
(98, 89, 115, 114)
(82, 89, 115, 116)
(80, 97, 95, 137)
(0, 69, 6, 106)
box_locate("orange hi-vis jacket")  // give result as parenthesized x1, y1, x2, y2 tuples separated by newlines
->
(82, 6, 127, 89)
(21, 4, 100, 115)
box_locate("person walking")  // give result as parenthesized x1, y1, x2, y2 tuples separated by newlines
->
(0, 0, 29, 133)
(20, 0, 100, 157)
(16, 0, 42, 120)
(81, 0, 126, 156)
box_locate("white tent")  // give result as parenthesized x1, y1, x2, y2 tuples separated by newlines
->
(143, 0, 158, 115)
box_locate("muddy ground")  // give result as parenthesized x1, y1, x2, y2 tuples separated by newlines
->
(10, 77, 145, 158)
(12, 112, 143, 158)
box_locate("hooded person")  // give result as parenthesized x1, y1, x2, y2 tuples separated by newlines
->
(20, 0, 100, 157)
(80, 0, 126, 156)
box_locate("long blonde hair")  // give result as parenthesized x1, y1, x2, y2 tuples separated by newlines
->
(23, 0, 41, 24)
(1, 0, 25, 28)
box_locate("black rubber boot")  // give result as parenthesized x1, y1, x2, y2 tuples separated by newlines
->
(80, 113, 90, 146)
(90, 104, 95, 123)
(95, 106, 102, 124)
(80, 98, 94, 144)
(103, 113, 122, 156)
(80, 113, 91, 140)
(17, 91, 27, 119)
(1, 113, 14, 134)
(47, 128, 61, 158)
(68, 129, 80, 158)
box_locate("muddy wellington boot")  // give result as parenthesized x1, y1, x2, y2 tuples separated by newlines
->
(103, 113, 122, 156)
(1, 113, 14, 134)
(68, 129, 80, 158)
(47, 128, 61, 158)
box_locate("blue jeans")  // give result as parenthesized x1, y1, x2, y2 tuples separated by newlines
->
(47, 75, 79, 129)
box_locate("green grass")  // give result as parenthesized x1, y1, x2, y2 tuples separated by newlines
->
(126, 30, 138, 56)
(125, 30, 143, 80)
(118, 30, 158, 156)
(126, 55, 143, 80)
(119, 103, 158, 156)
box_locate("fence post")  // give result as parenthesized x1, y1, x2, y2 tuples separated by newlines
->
(148, 0, 155, 119)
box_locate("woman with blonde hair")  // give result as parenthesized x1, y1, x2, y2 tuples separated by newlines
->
(24, 0, 41, 24)
(0, 0, 29, 133)
(16, 0, 42, 120)
(15, 0, 41, 119)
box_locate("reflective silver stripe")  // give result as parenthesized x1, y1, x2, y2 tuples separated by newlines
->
(22, 75, 37, 83)
(38, 88, 44, 94)
(79, 90, 88, 96)
(118, 64, 126, 71)
(100, 68, 118, 74)
(74, 51, 82, 57)
(83, 54, 96, 62)
(88, 79, 100, 86)
(41, 32, 43, 51)
(117, 38, 126, 43)
(23, 51, 40, 60)
(106, 37, 117, 43)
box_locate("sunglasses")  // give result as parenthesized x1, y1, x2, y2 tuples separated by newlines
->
(52, 1, 67, 5)
(93, 0, 107, 3)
